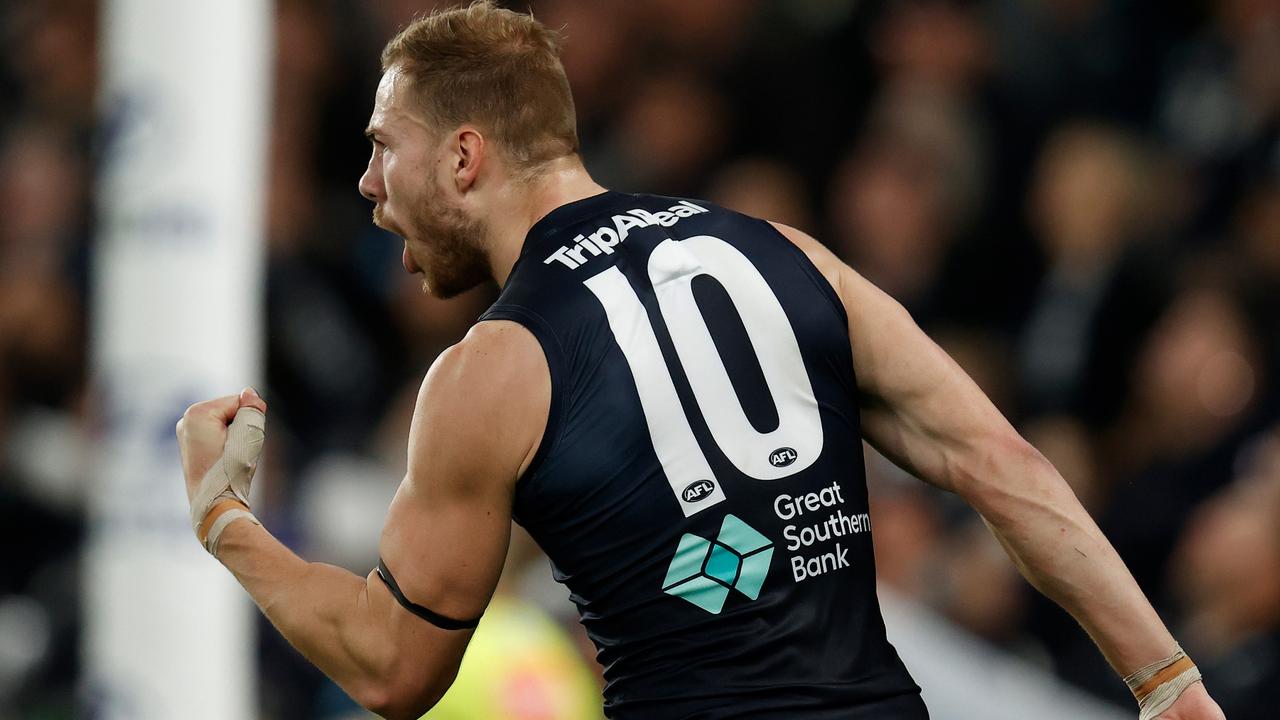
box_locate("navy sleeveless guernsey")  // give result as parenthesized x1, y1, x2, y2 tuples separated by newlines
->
(479, 191, 927, 719)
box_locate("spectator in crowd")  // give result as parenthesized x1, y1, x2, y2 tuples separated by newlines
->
(1171, 428, 1280, 720)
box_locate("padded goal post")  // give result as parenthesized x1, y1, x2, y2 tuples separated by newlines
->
(88, 1, 271, 717)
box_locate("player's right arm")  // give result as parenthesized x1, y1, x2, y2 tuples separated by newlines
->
(179, 320, 548, 720)
(770, 222, 1224, 720)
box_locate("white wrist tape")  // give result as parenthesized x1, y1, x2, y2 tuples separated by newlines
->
(190, 406, 266, 555)
(1123, 646, 1202, 720)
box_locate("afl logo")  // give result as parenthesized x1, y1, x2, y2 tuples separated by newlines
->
(682, 479, 716, 503)
(769, 447, 798, 467)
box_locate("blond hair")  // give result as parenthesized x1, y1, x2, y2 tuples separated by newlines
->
(381, 1, 579, 172)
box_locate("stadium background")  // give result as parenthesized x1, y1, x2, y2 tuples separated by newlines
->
(1, 0, 1278, 718)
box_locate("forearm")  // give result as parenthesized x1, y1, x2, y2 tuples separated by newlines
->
(963, 438, 1177, 675)
(213, 518, 397, 709)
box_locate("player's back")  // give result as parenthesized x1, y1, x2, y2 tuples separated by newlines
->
(481, 191, 927, 719)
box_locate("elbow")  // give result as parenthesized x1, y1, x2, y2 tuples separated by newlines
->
(356, 666, 454, 720)
(365, 699, 437, 720)
(950, 432, 1053, 512)
(359, 682, 445, 720)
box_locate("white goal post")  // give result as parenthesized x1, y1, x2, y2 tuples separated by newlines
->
(88, 1, 271, 717)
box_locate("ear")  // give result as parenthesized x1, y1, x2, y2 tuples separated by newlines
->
(452, 126, 485, 194)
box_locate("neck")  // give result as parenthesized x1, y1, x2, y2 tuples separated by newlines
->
(484, 157, 606, 287)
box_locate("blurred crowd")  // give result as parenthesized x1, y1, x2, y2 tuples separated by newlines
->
(1, 0, 1279, 718)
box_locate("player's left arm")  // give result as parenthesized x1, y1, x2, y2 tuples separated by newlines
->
(176, 320, 549, 720)
(770, 221, 1222, 720)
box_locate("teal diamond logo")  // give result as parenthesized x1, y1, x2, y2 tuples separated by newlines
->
(661, 514, 774, 614)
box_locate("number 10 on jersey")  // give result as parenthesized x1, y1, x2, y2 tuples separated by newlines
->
(584, 235, 824, 517)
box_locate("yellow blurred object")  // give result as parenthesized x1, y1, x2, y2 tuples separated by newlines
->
(423, 596, 604, 720)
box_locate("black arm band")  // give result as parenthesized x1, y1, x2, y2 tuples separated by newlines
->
(375, 558, 482, 630)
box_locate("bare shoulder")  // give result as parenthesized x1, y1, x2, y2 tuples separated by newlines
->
(421, 319, 546, 396)
(767, 221, 848, 298)
(409, 319, 550, 487)
(767, 221, 908, 310)
(767, 221, 925, 399)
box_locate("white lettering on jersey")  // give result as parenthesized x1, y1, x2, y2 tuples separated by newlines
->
(542, 201, 709, 270)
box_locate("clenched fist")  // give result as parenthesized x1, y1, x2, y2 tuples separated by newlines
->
(176, 387, 268, 554)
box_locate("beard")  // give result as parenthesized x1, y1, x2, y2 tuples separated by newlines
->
(378, 184, 492, 299)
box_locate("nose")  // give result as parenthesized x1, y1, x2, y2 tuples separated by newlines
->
(359, 155, 384, 203)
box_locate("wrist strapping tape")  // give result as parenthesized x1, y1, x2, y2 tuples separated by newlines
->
(1123, 646, 1202, 720)
(198, 499, 261, 556)
(190, 406, 266, 556)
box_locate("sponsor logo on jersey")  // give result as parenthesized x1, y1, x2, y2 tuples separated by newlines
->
(542, 201, 709, 270)
(773, 482, 869, 582)
(660, 514, 773, 614)
(769, 447, 798, 467)
(681, 479, 717, 503)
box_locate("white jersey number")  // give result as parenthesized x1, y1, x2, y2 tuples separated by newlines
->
(584, 235, 823, 516)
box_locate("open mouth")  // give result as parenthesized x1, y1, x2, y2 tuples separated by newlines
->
(402, 245, 421, 274)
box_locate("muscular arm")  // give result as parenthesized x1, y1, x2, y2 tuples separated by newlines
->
(772, 223, 1219, 716)
(210, 321, 548, 719)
